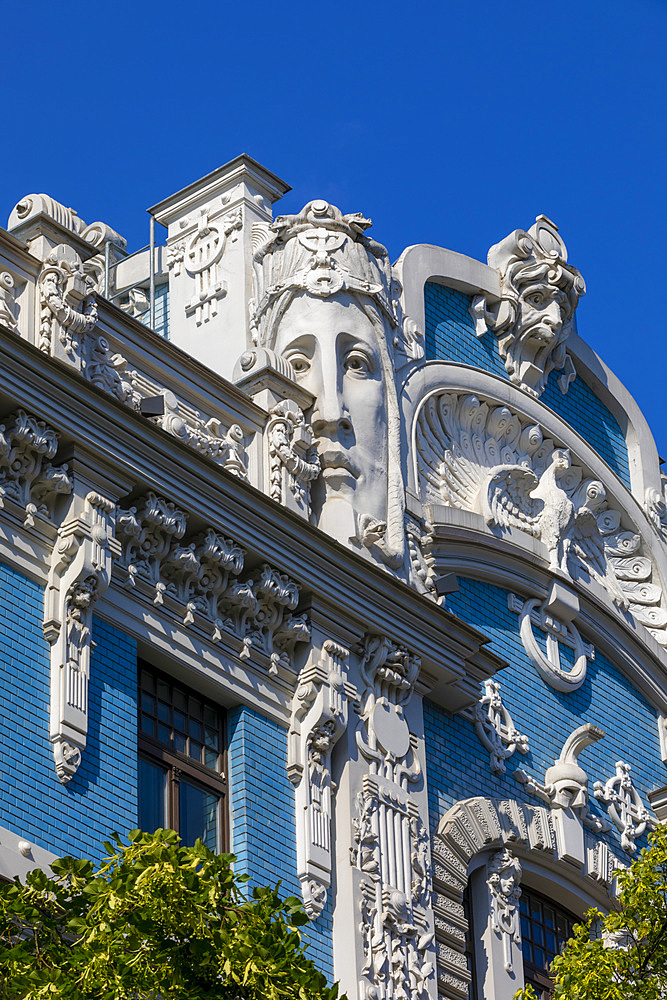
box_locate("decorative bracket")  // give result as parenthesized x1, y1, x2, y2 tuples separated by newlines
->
(594, 760, 657, 853)
(472, 679, 529, 773)
(509, 584, 594, 692)
(44, 492, 119, 783)
(288, 639, 350, 918)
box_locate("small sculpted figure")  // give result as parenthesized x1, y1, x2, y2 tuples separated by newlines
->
(471, 215, 586, 398)
(250, 200, 422, 570)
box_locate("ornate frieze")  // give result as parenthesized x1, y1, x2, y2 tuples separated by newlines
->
(352, 634, 435, 1000)
(416, 390, 667, 645)
(594, 761, 657, 853)
(508, 591, 594, 692)
(0, 272, 19, 332)
(472, 679, 529, 773)
(0, 409, 72, 526)
(288, 639, 350, 917)
(487, 849, 522, 974)
(43, 492, 119, 783)
(116, 493, 308, 671)
(470, 216, 585, 398)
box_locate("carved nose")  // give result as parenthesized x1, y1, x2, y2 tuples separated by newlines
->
(543, 301, 561, 328)
(311, 375, 352, 436)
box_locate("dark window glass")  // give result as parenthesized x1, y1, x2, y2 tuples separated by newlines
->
(137, 663, 226, 853)
(520, 887, 576, 998)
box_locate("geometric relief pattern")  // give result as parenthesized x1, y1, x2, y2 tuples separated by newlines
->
(416, 391, 667, 646)
(431, 796, 618, 1000)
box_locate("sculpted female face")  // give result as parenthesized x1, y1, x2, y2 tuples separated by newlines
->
(273, 291, 389, 544)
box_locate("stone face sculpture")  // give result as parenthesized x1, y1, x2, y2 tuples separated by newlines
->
(471, 215, 586, 398)
(250, 200, 422, 569)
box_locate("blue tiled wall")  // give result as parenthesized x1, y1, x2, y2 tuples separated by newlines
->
(0, 562, 137, 861)
(423, 282, 631, 489)
(228, 705, 333, 979)
(424, 577, 663, 865)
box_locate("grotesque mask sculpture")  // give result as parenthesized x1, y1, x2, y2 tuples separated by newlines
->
(471, 215, 586, 398)
(250, 201, 421, 569)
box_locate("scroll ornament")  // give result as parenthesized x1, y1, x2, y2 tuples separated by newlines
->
(0, 272, 19, 332)
(416, 391, 667, 646)
(43, 493, 119, 783)
(288, 640, 350, 918)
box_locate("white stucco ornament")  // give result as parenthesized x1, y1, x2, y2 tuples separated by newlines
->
(594, 760, 657, 853)
(249, 200, 423, 571)
(472, 679, 529, 773)
(487, 849, 522, 973)
(471, 215, 585, 398)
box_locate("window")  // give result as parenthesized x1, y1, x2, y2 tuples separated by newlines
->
(138, 664, 227, 852)
(520, 887, 576, 998)
(463, 885, 479, 1000)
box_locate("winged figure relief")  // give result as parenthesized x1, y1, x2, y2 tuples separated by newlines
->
(416, 392, 667, 645)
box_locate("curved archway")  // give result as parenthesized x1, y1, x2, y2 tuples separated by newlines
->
(431, 795, 618, 1000)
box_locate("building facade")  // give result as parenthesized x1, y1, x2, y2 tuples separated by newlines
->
(0, 155, 666, 999)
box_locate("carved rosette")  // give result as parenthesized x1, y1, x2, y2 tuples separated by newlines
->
(39, 245, 97, 365)
(472, 679, 529, 774)
(267, 399, 320, 518)
(44, 492, 119, 783)
(288, 640, 350, 917)
(353, 634, 435, 1000)
(116, 493, 309, 671)
(0, 409, 72, 525)
(594, 761, 657, 853)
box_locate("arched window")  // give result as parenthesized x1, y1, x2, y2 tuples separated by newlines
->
(520, 887, 576, 998)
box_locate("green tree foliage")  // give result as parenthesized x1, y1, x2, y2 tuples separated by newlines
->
(0, 829, 343, 1000)
(515, 823, 667, 1000)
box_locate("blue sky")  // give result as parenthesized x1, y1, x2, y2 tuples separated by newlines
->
(2, 0, 665, 457)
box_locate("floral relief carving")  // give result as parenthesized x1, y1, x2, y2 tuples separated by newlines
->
(416, 390, 667, 646)
(0, 410, 72, 525)
(116, 493, 308, 671)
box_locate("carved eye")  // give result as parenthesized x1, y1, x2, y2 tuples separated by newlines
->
(526, 292, 544, 307)
(344, 351, 372, 377)
(288, 354, 310, 376)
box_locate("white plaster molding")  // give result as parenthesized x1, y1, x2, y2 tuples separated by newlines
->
(288, 639, 350, 917)
(0, 409, 72, 526)
(645, 477, 667, 544)
(38, 244, 97, 366)
(594, 761, 657, 854)
(515, 724, 611, 869)
(267, 399, 320, 519)
(0, 824, 58, 883)
(44, 491, 119, 782)
(471, 679, 529, 773)
(116, 492, 309, 673)
(470, 216, 585, 399)
(171, 208, 242, 327)
(508, 583, 594, 692)
(432, 795, 619, 1000)
(0, 271, 19, 332)
(352, 634, 436, 1000)
(410, 384, 667, 647)
(487, 849, 522, 974)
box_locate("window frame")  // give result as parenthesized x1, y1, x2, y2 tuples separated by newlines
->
(138, 661, 228, 852)
(520, 885, 576, 999)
